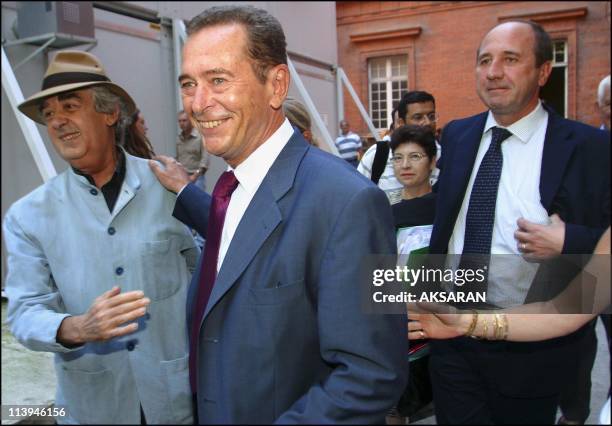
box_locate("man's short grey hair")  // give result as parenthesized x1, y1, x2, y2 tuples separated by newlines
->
(91, 86, 129, 122)
(91, 86, 130, 144)
(598, 75, 610, 106)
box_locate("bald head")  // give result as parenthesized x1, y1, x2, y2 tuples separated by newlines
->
(475, 20, 553, 126)
(478, 20, 552, 68)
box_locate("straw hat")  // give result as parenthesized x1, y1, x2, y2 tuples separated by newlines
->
(18, 50, 136, 124)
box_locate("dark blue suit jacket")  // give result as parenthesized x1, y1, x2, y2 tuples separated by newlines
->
(174, 131, 408, 424)
(428, 105, 610, 398)
(431, 105, 610, 255)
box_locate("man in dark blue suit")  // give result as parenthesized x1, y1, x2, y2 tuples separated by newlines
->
(150, 5, 407, 424)
(428, 20, 610, 424)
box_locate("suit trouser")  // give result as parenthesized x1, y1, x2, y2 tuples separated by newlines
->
(558, 319, 598, 422)
(429, 336, 579, 425)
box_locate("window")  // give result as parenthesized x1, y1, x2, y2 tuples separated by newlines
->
(540, 40, 567, 117)
(368, 56, 408, 130)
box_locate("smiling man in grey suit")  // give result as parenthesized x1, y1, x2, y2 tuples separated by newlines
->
(150, 5, 408, 424)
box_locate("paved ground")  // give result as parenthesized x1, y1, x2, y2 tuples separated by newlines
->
(1, 299, 56, 425)
(1, 299, 609, 424)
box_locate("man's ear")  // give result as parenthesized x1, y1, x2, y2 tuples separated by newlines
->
(105, 107, 120, 127)
(538, 61, 553, 87)
(268, 64, 290, 110)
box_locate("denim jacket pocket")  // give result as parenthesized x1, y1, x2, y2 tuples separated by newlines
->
(139, 238, 184, 301)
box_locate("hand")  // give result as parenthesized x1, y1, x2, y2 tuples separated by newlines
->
(57, 286, 150, 345)
(188, 172, 199, 183)
(407, 302, 471, 340)
(148, 155, 190, 194)
(515, 214, 565, 261)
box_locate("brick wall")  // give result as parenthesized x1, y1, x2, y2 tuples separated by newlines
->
(337, 1, 611, 137)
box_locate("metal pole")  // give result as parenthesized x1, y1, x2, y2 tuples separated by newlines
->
(2, 47, 57, 182)
(13, 36, 56, 70)
(172, 18, 186, 115)
(337, 67, 380, 140)
(287, 58, 339, 156)
(335, 66, 343, 127)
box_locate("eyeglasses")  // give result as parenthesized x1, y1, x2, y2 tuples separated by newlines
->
(409, 112, 438, 124)
(391, 153, 428, 164)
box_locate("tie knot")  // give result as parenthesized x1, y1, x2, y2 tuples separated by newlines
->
(491, 127, 512, 148)
(213, 171, 239, 199)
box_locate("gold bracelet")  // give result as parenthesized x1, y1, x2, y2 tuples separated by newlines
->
(480, 316, 489, 340)
(501, 314, 509, 340)
(493, 314, 499, 340)
(465, 310, 479, 337)
(492, 314, 499, 340)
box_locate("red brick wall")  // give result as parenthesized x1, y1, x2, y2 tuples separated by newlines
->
(337, 1, 611, 137)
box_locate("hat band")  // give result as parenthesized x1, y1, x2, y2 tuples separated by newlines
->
(42, 72, 110, 90)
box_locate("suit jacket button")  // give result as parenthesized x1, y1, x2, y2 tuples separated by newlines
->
(127, 342, 135, 351)
(90, 189, 98, 196)
(115, 267, 124, 275)
(108, 227, 116, 235)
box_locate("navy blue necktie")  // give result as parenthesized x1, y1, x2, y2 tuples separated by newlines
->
(463, 126, 513, 254)
(457, 127, 512, 308)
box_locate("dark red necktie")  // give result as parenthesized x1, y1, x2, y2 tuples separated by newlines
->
(189, 171, 239, 392)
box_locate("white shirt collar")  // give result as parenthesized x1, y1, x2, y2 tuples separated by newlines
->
(230, 118, 294, 195)
(484, 100, 547, 144)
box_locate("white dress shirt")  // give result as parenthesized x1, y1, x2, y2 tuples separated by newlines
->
(447, 101, 550, 306)
(217, 118, 294, 271)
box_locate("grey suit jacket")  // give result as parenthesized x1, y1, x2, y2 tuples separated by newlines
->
(175, 132, 408, 424)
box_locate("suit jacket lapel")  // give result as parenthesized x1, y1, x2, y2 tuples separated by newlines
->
(201, 131, 309, 322)
(539, 105, 577, 212)
(447, 113, 487, 215)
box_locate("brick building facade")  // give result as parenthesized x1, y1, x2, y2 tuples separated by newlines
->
(336, 1, 611, 140)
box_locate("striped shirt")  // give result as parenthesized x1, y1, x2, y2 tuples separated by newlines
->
(334, 131, 362, 161)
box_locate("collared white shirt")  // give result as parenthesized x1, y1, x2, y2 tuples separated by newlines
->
(217, 118, 294, 271)
(447, 101, 550, 306)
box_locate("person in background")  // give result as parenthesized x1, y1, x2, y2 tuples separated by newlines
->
(177, 110, 209, 191)
(358, 91, 441, 205)
(391, 125, 437, 230)
(396, 91, 441, 186)
(334, 119, 362, 166)
(388, 125, 438, 424)
(122, 108, 155, 159)
(283, 96, 319, 147)
(381, 108, 398, 142)
(4, 50, 197, 424)
(597, 75, 610, 131)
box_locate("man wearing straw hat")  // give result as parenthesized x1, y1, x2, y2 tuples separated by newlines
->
(3, 50, 198, 424)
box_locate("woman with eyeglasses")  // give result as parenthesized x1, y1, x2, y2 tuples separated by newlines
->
(391, 125, 438, 231)
(388, 124, 438, 422)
